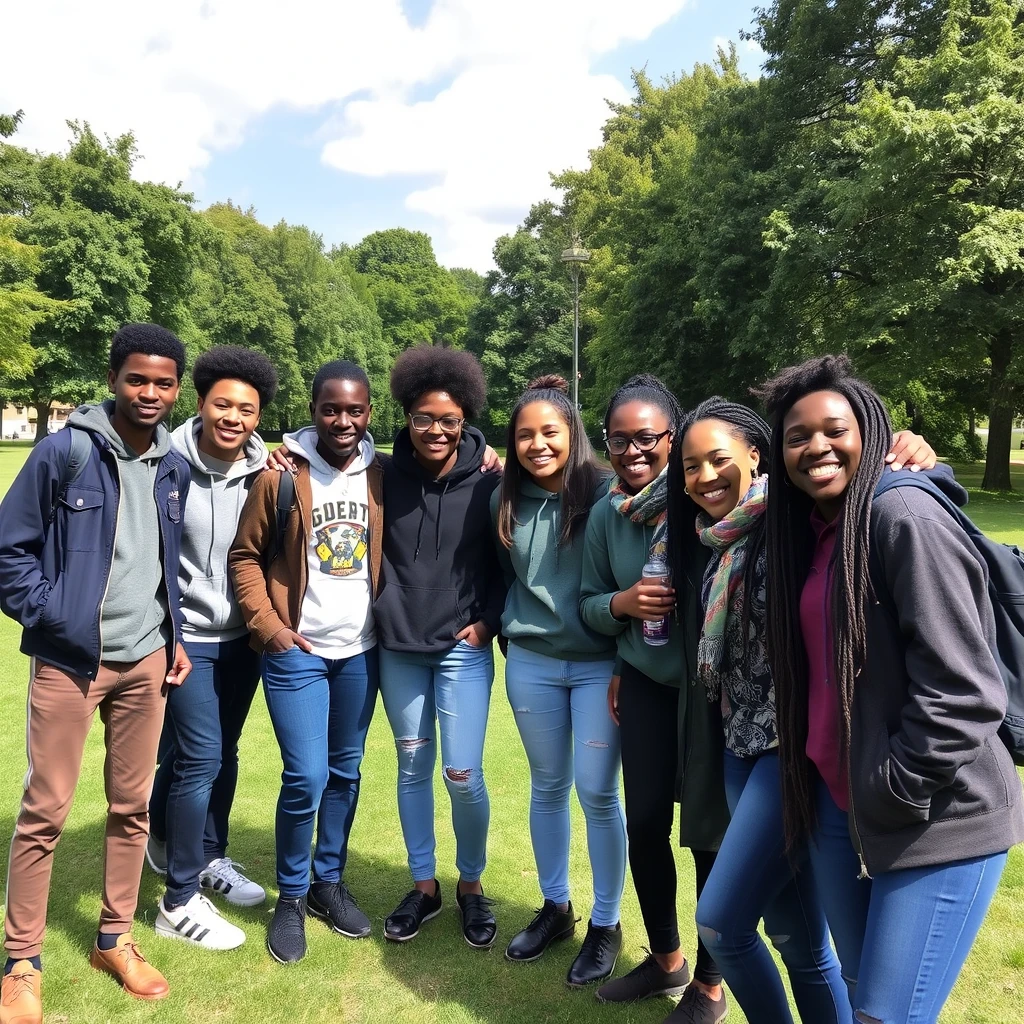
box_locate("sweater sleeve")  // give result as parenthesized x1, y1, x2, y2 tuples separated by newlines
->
(579, 502, 628, 637)
(875, 490, 1007, 810)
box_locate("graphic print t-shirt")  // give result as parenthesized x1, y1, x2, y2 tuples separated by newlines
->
(288, 431, 376, 659)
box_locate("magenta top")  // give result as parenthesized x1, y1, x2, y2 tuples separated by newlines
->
(800, 509, 848, 811)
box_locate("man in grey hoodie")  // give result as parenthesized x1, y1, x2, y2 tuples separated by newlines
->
(146, 346, 279, 953)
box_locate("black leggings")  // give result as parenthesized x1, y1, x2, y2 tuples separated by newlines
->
(618, 662, 722, 987)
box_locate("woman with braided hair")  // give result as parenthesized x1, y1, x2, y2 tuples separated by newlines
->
(759, 355, 1024, 1024)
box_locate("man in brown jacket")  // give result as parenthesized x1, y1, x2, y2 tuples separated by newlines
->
(229, 360, 382, 965)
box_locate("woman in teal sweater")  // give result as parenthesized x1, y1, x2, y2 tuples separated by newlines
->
(493, 376, 625, 989)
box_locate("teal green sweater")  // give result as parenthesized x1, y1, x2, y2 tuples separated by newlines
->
(491, 480, 615, 662)
(579, 492, 684, 686)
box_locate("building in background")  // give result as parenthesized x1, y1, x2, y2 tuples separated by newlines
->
(1, 403, 73, 440)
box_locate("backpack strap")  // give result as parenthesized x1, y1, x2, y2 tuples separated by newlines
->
(268, 469, 295, 565)
(48, 427, 93, 524)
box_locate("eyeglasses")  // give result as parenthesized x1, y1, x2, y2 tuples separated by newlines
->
(409, 413, 464, 434)
(604, 429, 672, 456)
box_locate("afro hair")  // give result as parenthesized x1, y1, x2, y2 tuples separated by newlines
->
(312, 360, 371, 403)
(109, 322, 186, 380)
(390, 346, 487, 420)
(192, 345, 279, 410)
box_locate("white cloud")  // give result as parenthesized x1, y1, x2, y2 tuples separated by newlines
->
(3, 0, 690, 269)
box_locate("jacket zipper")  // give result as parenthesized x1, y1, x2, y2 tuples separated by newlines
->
(95, 455, 121, 677)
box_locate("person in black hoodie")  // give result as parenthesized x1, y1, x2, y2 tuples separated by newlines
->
(375, 346, 506, 951)
(759, 355, 1024, 1024)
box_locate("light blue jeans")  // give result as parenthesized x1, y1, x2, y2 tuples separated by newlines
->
(505, 644, 625, 927)
(379, 641, 495, 883)
(808, 778, 1008, 1023)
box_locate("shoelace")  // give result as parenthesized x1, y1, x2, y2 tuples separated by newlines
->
(626, 949, 660, 978)
(459, 893, 495, 926)
(393, 889, 431, 919)
(194, 894, 223, 918)
(4, 970, 37, 1001)
(209, 859, 250, 886)
(580, 925, 616, 956)
(114, 940, 148, 971)
(674, 989, 718, 1023)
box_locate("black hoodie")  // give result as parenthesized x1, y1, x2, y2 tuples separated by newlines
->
(374, 425, 505, 653)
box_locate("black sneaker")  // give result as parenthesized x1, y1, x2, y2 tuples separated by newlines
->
(566, 920, 622, 988)
(505, 900, 578, 962)
(267, 896, 307, 964)
(384, 882, 442, 942)
(456, 888, 497, 950)
(664, 985, 728, 1023)
(307, 881, 371, 939)
(596, 951, 690, 1003)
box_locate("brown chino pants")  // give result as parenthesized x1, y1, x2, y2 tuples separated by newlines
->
(3, 649, 167, 958)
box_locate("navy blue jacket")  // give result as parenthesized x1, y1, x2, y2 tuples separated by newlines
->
(0, 426, 191, 679)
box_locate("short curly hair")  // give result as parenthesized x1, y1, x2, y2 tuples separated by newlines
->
(312, 360, 370, 403)
(109, 323, 186, 380)
(390, 346, 487, 420)
(192, 345, 279, 409)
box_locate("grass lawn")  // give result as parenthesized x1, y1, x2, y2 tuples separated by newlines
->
(0, 444, 1022, 1024)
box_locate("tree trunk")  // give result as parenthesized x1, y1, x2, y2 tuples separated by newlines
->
(32, 402, 51, 445)
(982, 329, 1015, 491)
(969, 408, 977, 441)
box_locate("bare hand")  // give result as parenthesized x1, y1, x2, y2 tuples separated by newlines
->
(481, 445, 504, 474)
(610, 579, 676, 621)
(455, 620, 493, 648)
(266, 628, 313, 654)
(886, 430, 937, 472)
(607, 674, 621, 726)
(166, 643, 192, 688)
(265, 447, 297, 473)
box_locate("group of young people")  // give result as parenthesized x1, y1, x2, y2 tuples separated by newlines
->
(0, 321, 1019, 1024)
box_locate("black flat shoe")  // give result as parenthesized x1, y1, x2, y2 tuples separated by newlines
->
(505, 900, 578, 962)
(457, 888, 497, 950)
(566, 920, 622, 988)
(384, 882, 442, 942)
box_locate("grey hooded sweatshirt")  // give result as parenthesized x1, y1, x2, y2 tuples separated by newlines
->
(171, 416, 269, 642)
(68, 400, 172, 662)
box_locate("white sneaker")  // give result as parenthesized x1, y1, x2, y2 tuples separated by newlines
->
(201, 858, 267, 907)
(145, 836, 168, 876)
(155, 892, 245, 950)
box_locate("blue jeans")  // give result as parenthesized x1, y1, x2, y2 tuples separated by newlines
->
(697, 751, 850, 1024)
(150, 636, 261, 908)
(379, 641, 494, 883)
(261, 645, 378, 899)
(505, 644, 626, 927)
(808, 778, 1007, 1023)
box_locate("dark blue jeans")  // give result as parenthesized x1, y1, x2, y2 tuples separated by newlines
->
(807, 778, 1007, 1023)
(261, 645, 378, 899)
(696, 751, 850, 1024)
(150, 636, 261, 908)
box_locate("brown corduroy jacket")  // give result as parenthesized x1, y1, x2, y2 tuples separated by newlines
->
(228, 457, 384, 652)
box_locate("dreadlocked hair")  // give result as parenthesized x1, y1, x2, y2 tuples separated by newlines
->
(668, 398, 770, 669)
(497, 375, 609, 549)
(754, 354, 892, 851)
(603, 373, 683, 439)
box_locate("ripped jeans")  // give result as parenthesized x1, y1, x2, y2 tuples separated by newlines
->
(379, 641, 494, 884)
(505, 644, 626, 927)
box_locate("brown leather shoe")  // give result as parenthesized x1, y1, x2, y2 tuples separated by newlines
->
(0, 961, 42, 1024)
(89, 934, 169, 1001)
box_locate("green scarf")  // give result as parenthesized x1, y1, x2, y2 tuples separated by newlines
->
(609, 466, 669, 563)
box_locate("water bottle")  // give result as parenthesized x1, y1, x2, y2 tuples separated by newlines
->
(641, 557, 671, 646)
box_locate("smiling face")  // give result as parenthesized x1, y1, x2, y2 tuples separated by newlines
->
(407, 390, 464, 470)
(681, 418, 760, 521)
(606, 400, 672, 494)
(311, 377, 372, 469)
(782, 390, 863, 520)
(107, 353, 180, 432)
(197, 377, 261, 461)
(514, 400, 571, 492)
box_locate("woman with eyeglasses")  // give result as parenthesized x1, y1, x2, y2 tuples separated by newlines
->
(580, 374, 731, 1024)
(373, 345, 507, 951)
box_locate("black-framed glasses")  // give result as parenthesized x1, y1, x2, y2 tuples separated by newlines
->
(409, 413, 464, 434)
(604, 429, 672, 456)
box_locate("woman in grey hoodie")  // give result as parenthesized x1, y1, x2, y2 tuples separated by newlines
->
(148, 346, 278, 952)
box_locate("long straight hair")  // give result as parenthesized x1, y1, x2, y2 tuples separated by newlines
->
(755, 355, 892, 849)
(496, 375, 609, 549)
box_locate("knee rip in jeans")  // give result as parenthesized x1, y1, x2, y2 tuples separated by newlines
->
(696, 922, 720, 945)
(855, 1013, 882, 1024)
(443, 766, 473, 785)
(398, 737, 431, 752)
(766, 932, 791, 950)
(583, 739, 609, 748)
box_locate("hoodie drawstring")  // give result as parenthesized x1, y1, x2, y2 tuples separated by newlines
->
(435, 479, 451, 560)
(413, 478, 453, 562)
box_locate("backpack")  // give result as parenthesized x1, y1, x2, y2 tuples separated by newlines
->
(48, 426, 95, 524)
(267, 468, 295, 566)
(874, 472, 1024, 766)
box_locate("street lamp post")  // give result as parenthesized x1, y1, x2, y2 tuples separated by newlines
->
(560, 234, 590, 410)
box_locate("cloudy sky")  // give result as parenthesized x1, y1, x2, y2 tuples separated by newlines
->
(3, 0, 761, 271)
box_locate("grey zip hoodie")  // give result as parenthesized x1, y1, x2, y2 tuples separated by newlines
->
(171, 416, 269, 642)
(68, 400, 171, 662)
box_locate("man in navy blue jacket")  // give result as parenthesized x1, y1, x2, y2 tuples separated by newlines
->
(0, 324, 192, 1023)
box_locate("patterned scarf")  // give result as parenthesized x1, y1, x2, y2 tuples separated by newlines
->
(696, 474, 768, 697)
(609, 465, 669, 563)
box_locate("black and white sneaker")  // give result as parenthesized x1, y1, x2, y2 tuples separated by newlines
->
(267, 896, 307, 964)
(155, 893, 245, 950)
(200, 858, 266, 907)
(307, 881, 371, 938)
(384, 882, 443, 942)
